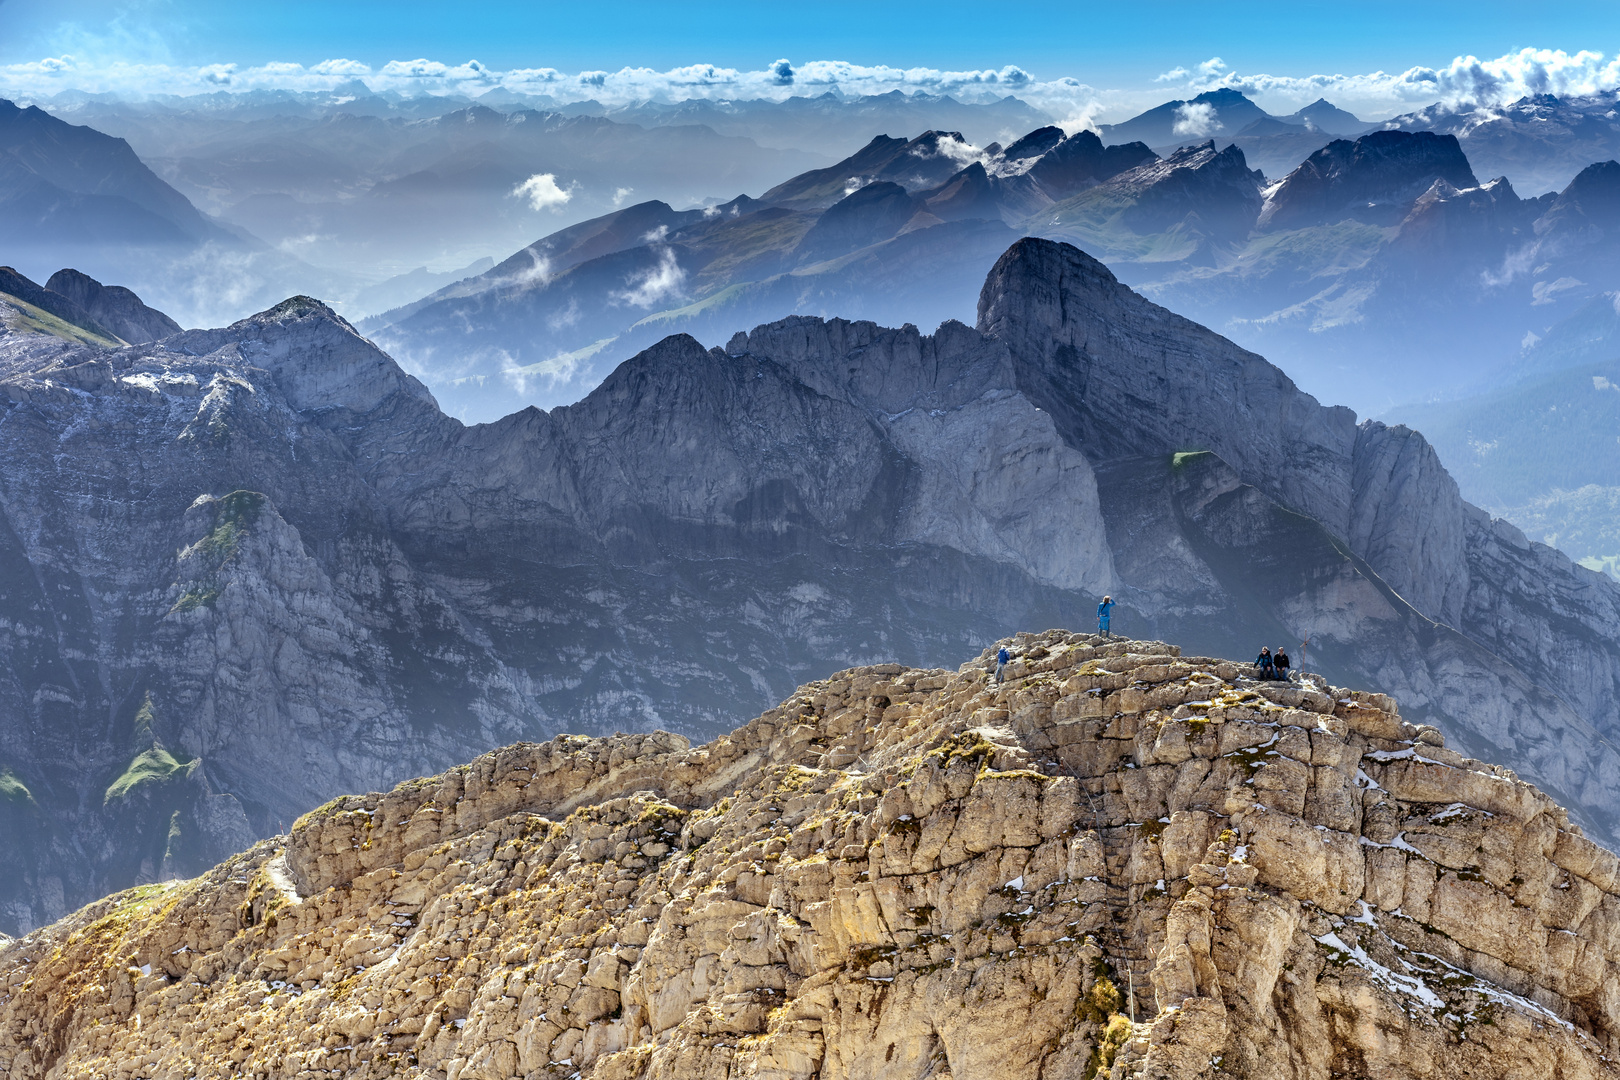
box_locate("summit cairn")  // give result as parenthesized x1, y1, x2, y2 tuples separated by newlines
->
(2, 631, 1616, 1079)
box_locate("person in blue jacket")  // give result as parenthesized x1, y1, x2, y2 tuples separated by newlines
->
(1097, 595, 1115, 638)
(995, 645, 1010, 684)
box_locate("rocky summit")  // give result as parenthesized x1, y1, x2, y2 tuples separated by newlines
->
(4, 631, 1619, 1080)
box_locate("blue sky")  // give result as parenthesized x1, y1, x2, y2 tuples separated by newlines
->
(3, 0, 1620, 118)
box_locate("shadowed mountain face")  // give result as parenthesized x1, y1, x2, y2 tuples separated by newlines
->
(3, 238, 1619, 938)
(1043, 140, 1265, 250)
(1, 266, 123, 343)
(0, 99, 220, 247)
(1256, 131, 1478, 229)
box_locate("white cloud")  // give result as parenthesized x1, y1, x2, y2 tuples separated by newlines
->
(1532, 276, 1585, 305)
(1053, 103, 1104, 136)
(930, 133, 986, 166)
(613, 248, 685, 308)
(0, 52, 1084, 111)
(4, 46, 1620, 124)
(546, 297, 581, 330)
(311, 58, 370, 77)
(500, 348, 587, 395)
(511, 250, 553, 286)
(512, 173, 572, 212)
(1172, 101, 1219, 137)
(612, 186, 634, 207)
(1157, 47, 1620, 117)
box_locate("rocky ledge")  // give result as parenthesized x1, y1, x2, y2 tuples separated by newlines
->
(2, 632, 1616, 1079)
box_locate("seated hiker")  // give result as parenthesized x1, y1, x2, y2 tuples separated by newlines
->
(1273, 646, 1291, 681)
(995, 645, 1010, 684)
(1255, 646, 1275, 680)
(1097, 595, 1115, 638)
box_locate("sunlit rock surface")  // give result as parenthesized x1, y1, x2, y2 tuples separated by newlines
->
(3, 632, 1617, 1079)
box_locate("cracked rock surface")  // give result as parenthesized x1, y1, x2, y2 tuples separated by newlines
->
(3, 631, 1618, 1079)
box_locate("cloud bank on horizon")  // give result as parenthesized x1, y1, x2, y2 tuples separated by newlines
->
(5, 47, 1620, 120)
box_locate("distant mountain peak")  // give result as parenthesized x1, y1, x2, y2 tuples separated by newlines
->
(329, 78, 373, 98)
(998, 125, 1064, 162)
(1258, 129, 1478, 230)
(1190, 87, 1255, 105)
(1283, 98, 1374, 137)
(168, 294, 438, 415)
(44, 268, 181, 343)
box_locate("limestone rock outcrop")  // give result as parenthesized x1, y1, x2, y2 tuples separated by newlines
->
(3, 632, 1618, 1080)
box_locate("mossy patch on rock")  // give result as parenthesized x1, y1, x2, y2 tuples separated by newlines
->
(104, 746, 196, 805)
(170, 490, 269, 613)
(0, 768, 34, 806)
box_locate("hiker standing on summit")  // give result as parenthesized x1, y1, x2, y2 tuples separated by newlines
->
(1097, 595, 1115, 639)
(995, 645, 1010, 684)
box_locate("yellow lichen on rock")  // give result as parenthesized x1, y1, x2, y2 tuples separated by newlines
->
(1, 631, 1617, 1079)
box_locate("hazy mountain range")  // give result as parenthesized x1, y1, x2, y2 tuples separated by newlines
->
(30, 88, 1057, 302)
(1103, 86, 1620, 196)
(1387, 91, 1620, 197)
(2, 241, 1619, 935)
(78, 103, 817, 278)
(14, 83, 1620, 328)
(1096, 87, 1377, 178)
(0, 97, 350, 326)
(361, 118, 1620, 423)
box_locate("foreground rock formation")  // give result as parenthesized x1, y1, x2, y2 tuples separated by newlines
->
(4, 632, 1618, 1079)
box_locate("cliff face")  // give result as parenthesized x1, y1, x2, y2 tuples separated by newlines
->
(5, 239, 1620, 941)
(4, 632, 1619, 1080)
